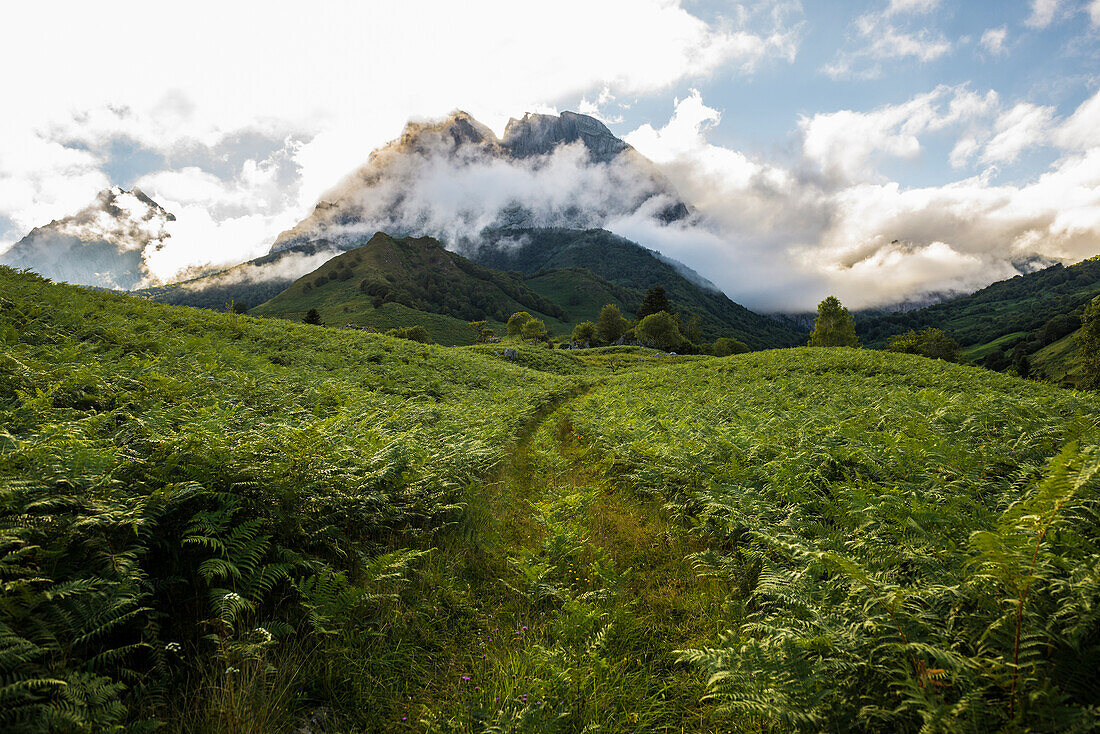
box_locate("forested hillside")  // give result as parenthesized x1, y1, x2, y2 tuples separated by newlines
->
(857, 257, 1100, 349)
(3, 266, 1099, 732)
(473, 228, 804, 349)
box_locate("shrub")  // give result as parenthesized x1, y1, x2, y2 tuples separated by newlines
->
(636, 311, 684, 351)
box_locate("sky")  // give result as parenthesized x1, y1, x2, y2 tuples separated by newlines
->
(1, 0, 1098, 311)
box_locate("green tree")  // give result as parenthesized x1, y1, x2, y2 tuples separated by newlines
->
(885, 327, 961, 362)
(595, 304, 628, 344)
(520, 318, 548, 342)
(507, 311, 535, 337)
(1075, 296, 1100, 388)
(303, 307, 322, 326)
(571, 321, 596, 345)
(637, 285, 672, 320)
(637, 311, 684, 351)
(385, 325, 432, 343)
(468, 320, 495, 344)
(709, 337, 750, 357)
(808, 296, 859, 347)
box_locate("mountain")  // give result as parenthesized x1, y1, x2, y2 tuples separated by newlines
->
(251, 232, 570, 344)
(269, 109, 690, 254)
(0, 187, 173, 289)
(856, 256, 1100, 349)
(135, 241, 342, 310)
(471, 228, 804, 349)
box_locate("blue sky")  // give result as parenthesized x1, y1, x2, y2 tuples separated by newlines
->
(0, 0, 1097, 309)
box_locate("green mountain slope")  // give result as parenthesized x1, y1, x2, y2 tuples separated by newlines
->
(472, 227, 804, 349)
(857, 256, 1100, 348)
(134, 241, 340, 311)
(522, 266, 641, 322)
(252, 232, 569, 343)
(4, 264, 1099, 732)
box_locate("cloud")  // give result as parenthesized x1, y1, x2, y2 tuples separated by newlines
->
(798, 86, 996, 183)
(1025, 0, 1062, 28)
(0, 0, 805, 268)
(980, 26, 1009, 56)
(824, 1, 952, 79)
(980, 103, 1054, 164)
(1091, 0, 1100, 26)
(618, 89, 1100, 312)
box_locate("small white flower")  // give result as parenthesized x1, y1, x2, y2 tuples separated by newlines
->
(225, 666, 239, 675)
(165, 642, 181, 653)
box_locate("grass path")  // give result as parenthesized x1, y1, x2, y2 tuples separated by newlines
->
(420, 381, 733, 732)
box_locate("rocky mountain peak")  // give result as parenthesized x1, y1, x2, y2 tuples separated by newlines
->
(502, 111, 629, 162)
(395, 110, 501, 155)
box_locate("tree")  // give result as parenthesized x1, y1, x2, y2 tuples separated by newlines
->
(520, 318, 548, 342)
(303, 308, 322, 326)
(1076, 297, 1100, 388)
(637, 286, 672, 320)
(808, 296, 859, 347)
(507, 311, 535, 337)
(885, 328, 961, 362)
(709, 337, 750, 357)
(637, 311, 684, 351)
(386, 325, 432, 343)
(571, 321, 596, 345)
(468, 320, 495, 344)
(595, 304, 628, 344)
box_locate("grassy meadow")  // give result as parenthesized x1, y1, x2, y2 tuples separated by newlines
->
(2, 266, 1099, 732)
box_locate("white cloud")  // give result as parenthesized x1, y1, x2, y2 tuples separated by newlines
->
(620, 89, 1100, 312)
(0, 0, 804, 268)
(980, 103, 1054, 164)
(1055, 88, 1100, 150)
(885, 0, 942, 15)
(824, 2, 952, 78)
(1025, 0, 1062, 28)
(1090, 0, 1100, 26)
(980, 26, 1009, 56)
(798, 86, 995, 183)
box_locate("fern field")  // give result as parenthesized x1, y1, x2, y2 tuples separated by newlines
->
(2, 267, 1099, 732)
(567, 349, 1100, 732)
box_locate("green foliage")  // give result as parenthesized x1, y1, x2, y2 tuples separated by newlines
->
(1076, 296, 1100, 389)
(567, 348, 1100, 732)
(507, 311, 535, 337)
(302, 307, 321, 325)
(636, 311, 684, 351)
(520, 318, 549, 342)
(886, 327, 962, 362)
(386, 325, 433, 343)
(808, 295, 859, 347)
(467, 320, 496, 344)
(707, 337, 750, 357)
(570, 321, 596, 345)
(637, 285, 672, 320)
(0, 266, 575, 731)
(595, 304, 628, 345)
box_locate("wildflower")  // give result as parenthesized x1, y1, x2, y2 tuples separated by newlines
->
(165, 642, 181, 653)
(225, 666, 239, 675)
(522, 626, 527, 631)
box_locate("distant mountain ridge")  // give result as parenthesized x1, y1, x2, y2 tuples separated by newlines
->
(0, 187, 173, 290)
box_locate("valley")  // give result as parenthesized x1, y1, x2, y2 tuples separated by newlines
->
(3, 266, 1098, 732)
